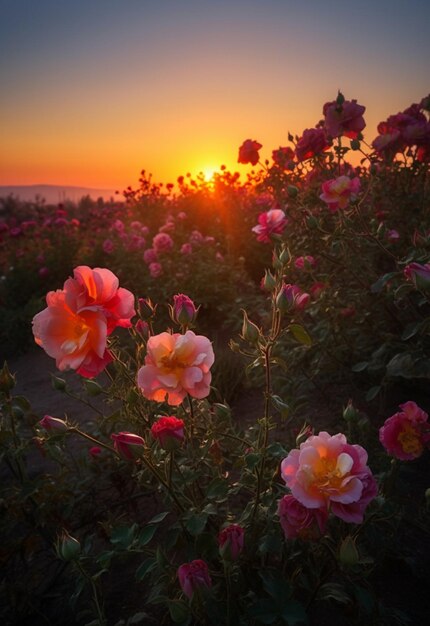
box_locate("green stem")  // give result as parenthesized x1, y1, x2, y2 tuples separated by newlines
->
(75, 561, 106, 625)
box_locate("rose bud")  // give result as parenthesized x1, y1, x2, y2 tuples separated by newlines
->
(111, 432, 145, 461)
(151, 416, 185, 451)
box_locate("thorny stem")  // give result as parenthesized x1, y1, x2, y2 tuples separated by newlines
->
(74, 560, 106, 625)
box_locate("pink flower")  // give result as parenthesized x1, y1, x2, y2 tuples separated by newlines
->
(281, 431, 377, 523)
(278, 494, 328, 540)
(103, 239, 115, 254)
(320, 176, 361, 211)
(39, 415, 68, 432)
(151, 416, 185, 451)
(404, 262, 430, 291)
(112, 219, 125, 232)
(152, 232, 174, 253)
(171, 294, 198, 326)
(294, 255, 317, 270)
(252, 209, 288, 243)
(111, 432, 145, 460)
(386, 229, 400, 242)
(238, 139, 262, 166)
(149, 262, 163, 278)
(323, 97, 366, 139)
(89, 446, 102, 457)
(379, 401, 429, 461)
(137, 330, 214, 406)
(295, 128, 330, 162)
(272, 146, 295, 169)
(38, 267, 49, 279)
(32, 267, 135, 377)
(180, 243, 192, 255)
(178, 559, 212, 599)
(143, 248, 158, 265)
(218, 524, 244, 561)
(276, 283, 310, 312)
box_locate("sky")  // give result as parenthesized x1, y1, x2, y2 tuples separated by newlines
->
(0, 0, 429, 191)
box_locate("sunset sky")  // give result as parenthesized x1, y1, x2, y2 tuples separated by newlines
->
(1, 0, 429, 191)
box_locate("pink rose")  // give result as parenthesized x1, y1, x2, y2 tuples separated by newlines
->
(149, 262, 163, 278)
(152, 232, 174, 253)
(218, 524, 244, 561)
(111, 432, 145, 460)
(180, 243, 192, 255)
(278, 494, 328, 540)
(379, 401, 429, 461)
(281, 431, 377, 523)
(178, 559, 212, 599)
(32, 266, 135, 377)
(404, 262, 430, 292)
(295, 128, 330, 162)
(151, 416, 185, 451)
(294, 255, 317, 270)
(276, 283, 310, 312)
(252, 209, 288, 243)
(323, 97, 366, 139)
(39, 415, 68, 432)
(143, 248, 158, 265)
(238, 139, 262, 166)
(137, 330, 214, 406)
(170, 294, 198, 326)
(89, 446, 102, 457)
(320, 176, 361, 211)
(103, 239, 115, 254)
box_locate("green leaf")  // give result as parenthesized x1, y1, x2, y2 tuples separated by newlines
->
(110, 524, 137, 549)
(401, 321, 422, 341)
(248, 599, 279, 624)
(365, 386, 381, 401)
(185, 512, 208, 536)
(135, 558, 157, 581)
(259, 570, 291, 600)
(266, 442, 287, 459)
(370, 272, 397, 293)
(289, 324, 312, 346)
(245, 452, 261, 470)
(281, 601, 308, 625)
(148, 511, 169, 525)
(167, 600, 191, 624)
(351, 361, 368, 372)
(206, 477, 229, 500)
(317, 582, 351, 605)
(137, 524, 157, 546)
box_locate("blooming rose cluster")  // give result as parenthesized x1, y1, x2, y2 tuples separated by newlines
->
(32, 266, 135, 378)
(379, 401, 430, 461)
(252, 209, 288, 243)
(295, 128, 330, 162)
(323, 96, 366, 139)
(281, 431, 378, 524)
(137, 330, 214, 405)
(238, 139, 262, 166)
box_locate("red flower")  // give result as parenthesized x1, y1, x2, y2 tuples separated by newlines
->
(238, 139, 262, 166)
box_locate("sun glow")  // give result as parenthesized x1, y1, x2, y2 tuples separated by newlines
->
(201, 166, 218, 181)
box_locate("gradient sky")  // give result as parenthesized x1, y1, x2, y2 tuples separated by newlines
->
(1, 0, 429, 190)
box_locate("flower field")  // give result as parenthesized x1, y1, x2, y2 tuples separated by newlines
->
(1, 92, 430, 625)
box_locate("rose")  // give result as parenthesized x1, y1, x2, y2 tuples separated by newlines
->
(252, 209, 287, 243)
(170, 294, 198, 327)
(278, 494, 327, 540)
(137, 330, 214, 406)
(272, 146, 295, 169)
(151, 416, 185, 451)
(152, 232, 174, 253)
(111, 432, 145, 460)
(295, 128, 330, 162)
(178, 559, 212, 599)
(323, 97, 366, 139)
(218, 524, 244, 561)
(39, 415, 68, 432)
(238, 139, 262, 165)
(320, 176, 361, 211)
(294, 255, 317, 270)
(281, 431, 377, 523)
(276, 283, 310, 312)
(404, 262, 430, 292)
(379, 401, 429, 461)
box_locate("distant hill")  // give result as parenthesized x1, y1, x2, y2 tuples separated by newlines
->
(0, 184, 122, 204)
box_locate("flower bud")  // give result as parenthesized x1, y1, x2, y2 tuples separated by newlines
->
(279, 245, 291, 266)
(339, 535, 359, 566)
(170, 294, 198, 327)
(84, 380, 103, 396)
(0, 362, 16, 393)
(261, 269, 276, 291)
(39, 415, 68, 432)
(350, 139, 360, 151)
(213, 403, 231, 421)
(178, 559, 212, 600)
(57, 530, 81, 561)
(404, 262, 430, 292)
(218, 524, 244, 561)
(138, 297, 157, 321)
(343, 399, 359, 423)
(111, 431, 145, 460)
(240, 310, 261, 344)
(135, 319, 150, 339)
(151, 416, 185, 451)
